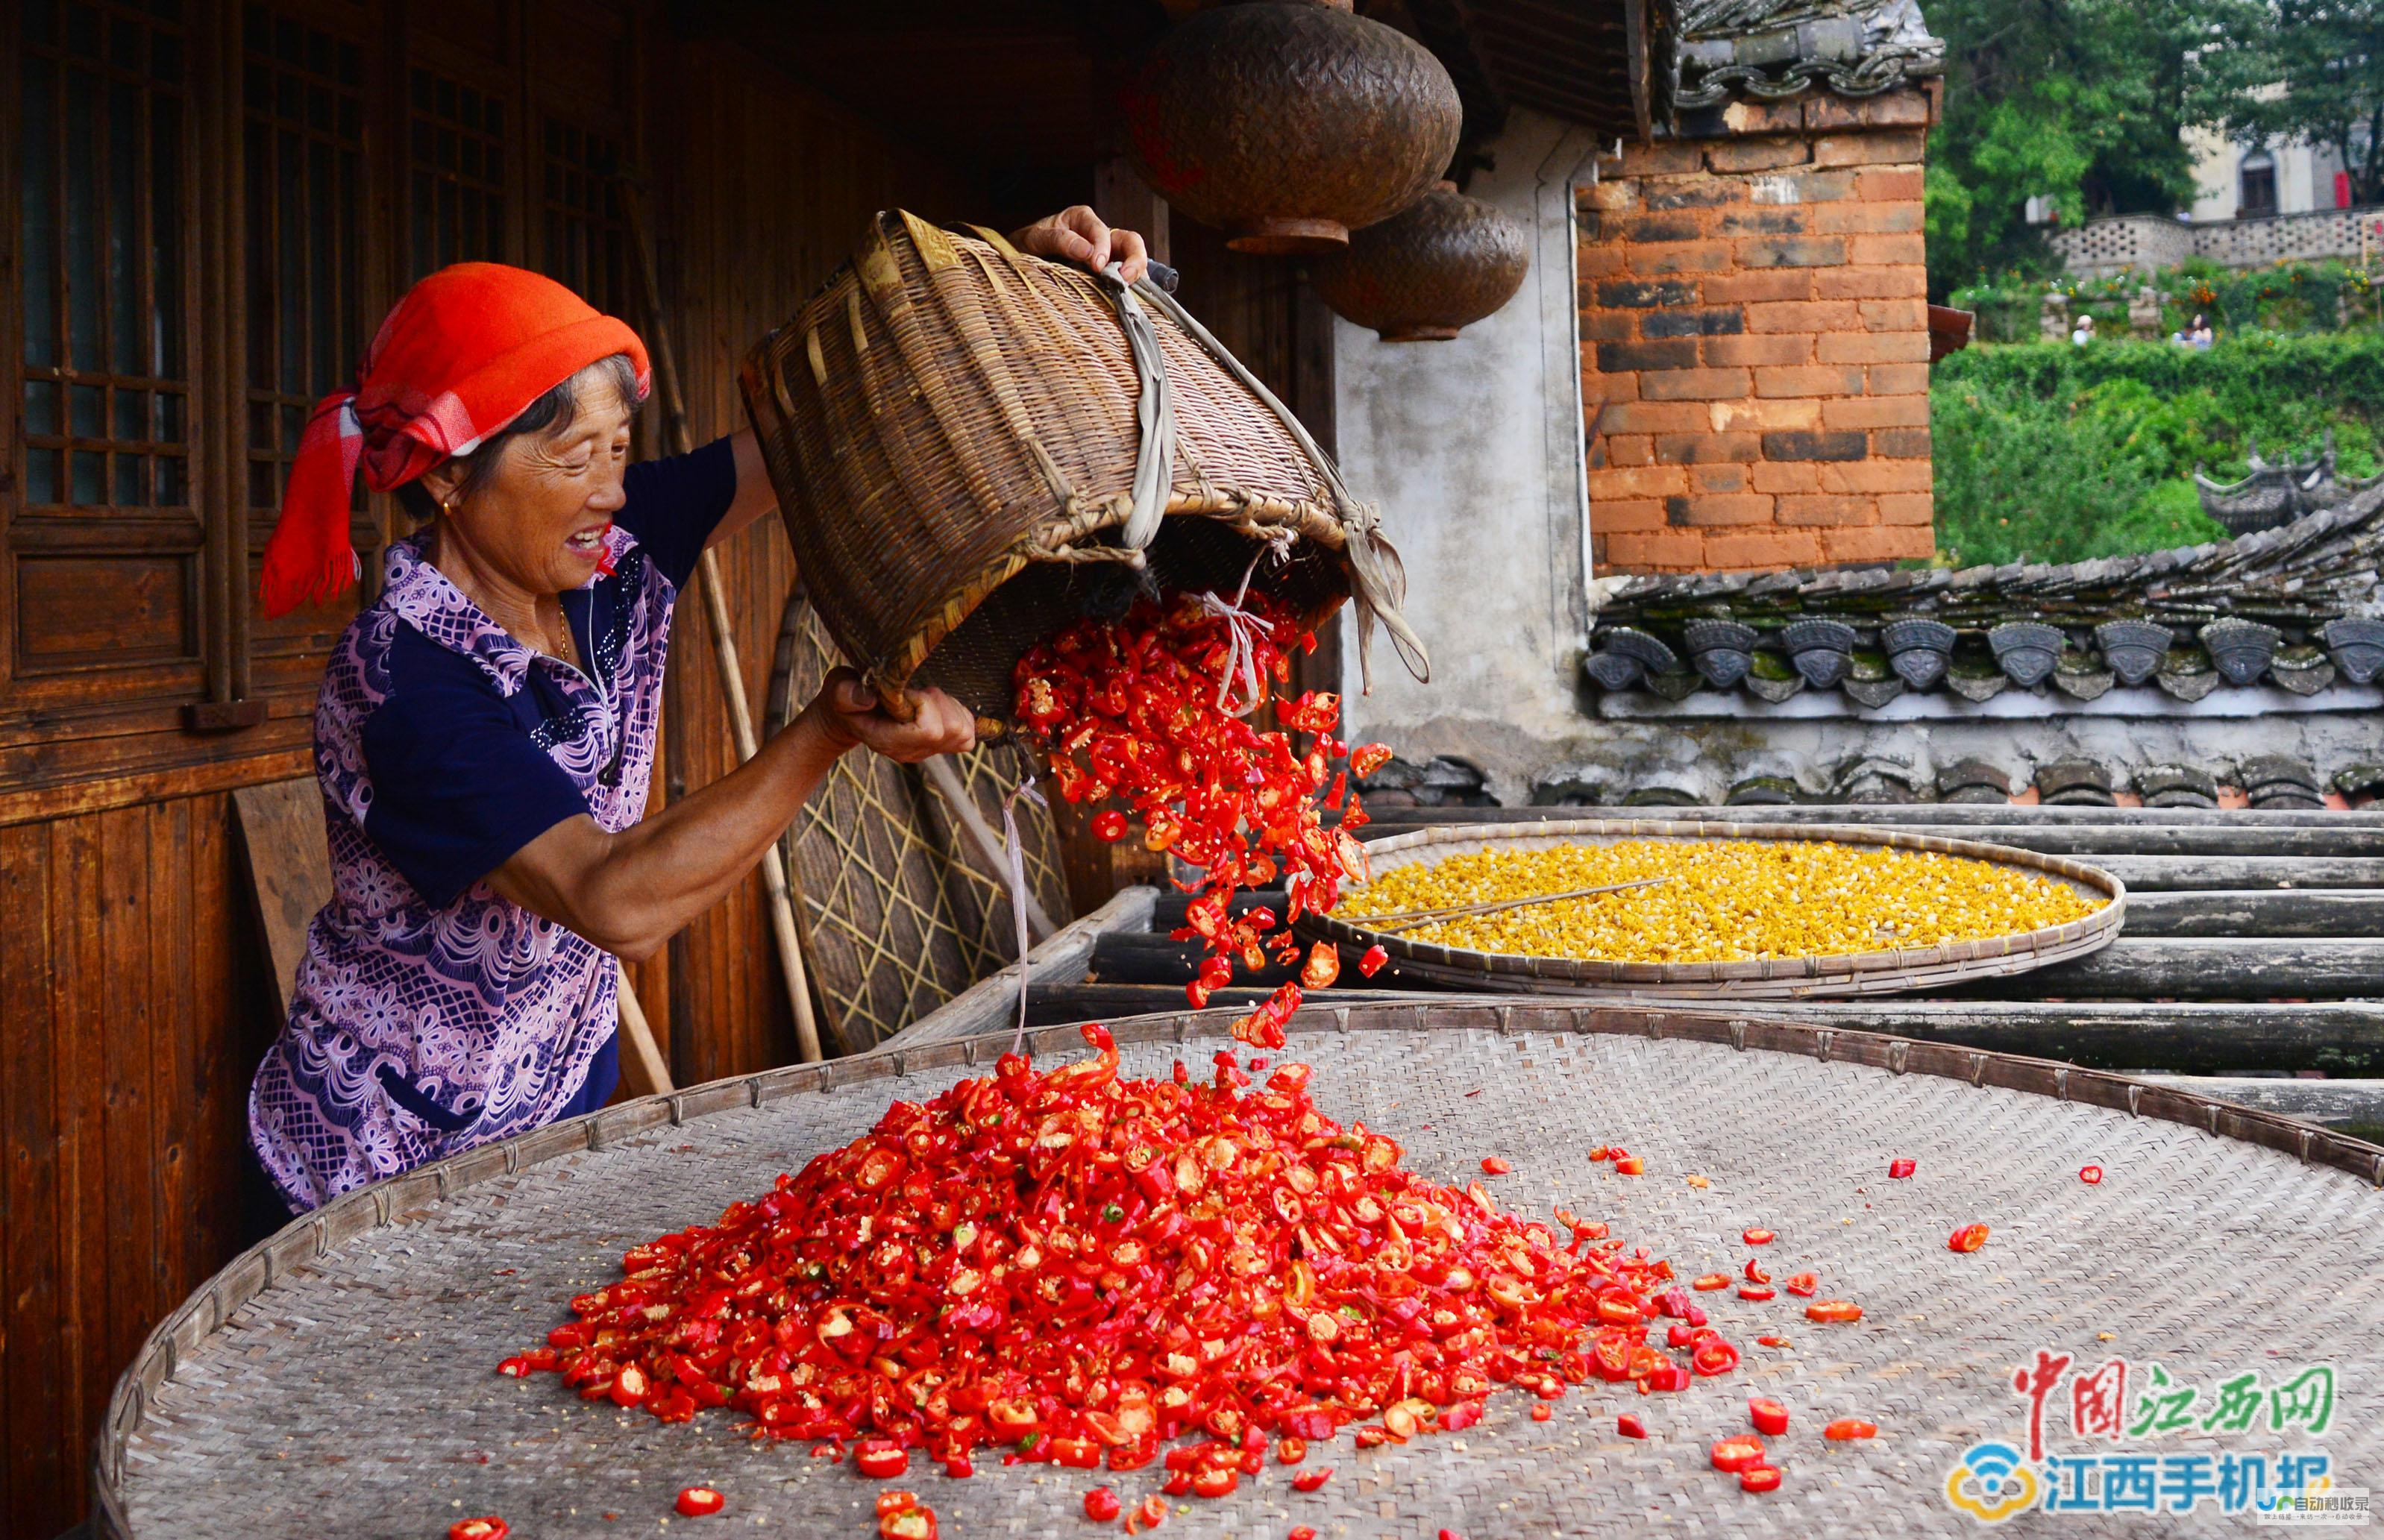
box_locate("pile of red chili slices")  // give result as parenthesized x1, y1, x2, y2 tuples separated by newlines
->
(1014, 592, 1391, 1045)
(501, 1027, 1774, 1530)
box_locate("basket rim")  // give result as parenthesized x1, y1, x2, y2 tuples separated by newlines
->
(88, 997, 2377, 1538)
(1297, 817, 2128, 994)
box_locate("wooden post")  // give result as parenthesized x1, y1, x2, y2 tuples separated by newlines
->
(618, 177, 826, 1065)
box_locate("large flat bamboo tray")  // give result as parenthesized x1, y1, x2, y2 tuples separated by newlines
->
(97, 1002, 2380, 1537)
(1302, 818, 2126, 998)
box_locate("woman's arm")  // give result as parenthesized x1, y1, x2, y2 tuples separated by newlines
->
(701, 207, 1147, 556)
(488, 671, 973, 960)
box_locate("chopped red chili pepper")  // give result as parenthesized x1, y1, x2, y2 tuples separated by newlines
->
(1357, 943, 1389, 978)
(1480, 1156, 1511, 1175)
(1092, 810, 1129, 843)
(1693, 1273, 1730, 1290)
(1710, 1436, 1766, 1473)
(942, 1456, 973, 1479)
(1192, 1467, 1240, 1499)
(1948, 1223, 1990, 1254)
(1742, 1258, 1769, 1283)
(2080, 1164, 2104, 1184)
(1741, 1228, 1774, 1246)
(1275, 1437, 1306, 1465)
(1616, 1412, 1649, 1439)
(1292, 1465, 1334, 1493)
(1784, 1272, 1817, 1298)
(1290, 1529, 1319, 1540)
(1756, 1335, 1789, 1348)
(1129, 1493, 1167, 1532)
(1748, 1396, 1789, 1436)
(1736, 1285, 1775, 1302)
(1531, 1404, 1554, 1421)
(1824, 1418, 1879, 1441)
(879, 1503, 938, 1540)
(1887, 1158, 1916, 1180)
(1084, 1488, 1123, 1522)
(448, 1520, 508, 1540)
(1613, 1156, 1645, 1176)
(1739, 1464, 1784, 1493)
(1805, 1300, 1863, 1324)
(1693, 1339, 1742, 1376)
(674, 1486, 726, 1518)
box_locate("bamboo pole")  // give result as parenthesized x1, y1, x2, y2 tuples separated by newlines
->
(618, 177, 824, 1064)
(615, 967, 674, 1097)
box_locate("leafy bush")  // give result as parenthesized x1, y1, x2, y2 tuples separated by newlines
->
(1929, 333, 2384, 566)
(1949, 258, 2384, 342)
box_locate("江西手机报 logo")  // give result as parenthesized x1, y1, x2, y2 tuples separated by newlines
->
(1940, 1351, 2353, 1523)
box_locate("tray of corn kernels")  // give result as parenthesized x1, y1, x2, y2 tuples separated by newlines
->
(1305, 818, 2125, 998)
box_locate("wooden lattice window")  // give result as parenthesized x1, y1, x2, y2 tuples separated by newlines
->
(541, 118, 630, 316)
(407, 66, 509, 280)
(241, 4, 371, 650)
(11, 0, 207, 712)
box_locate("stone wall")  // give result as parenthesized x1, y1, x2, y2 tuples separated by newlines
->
(2048, 213, 2196, 278)
(2054, 205, 2384, 276)
(1579, 92, 1938, 573)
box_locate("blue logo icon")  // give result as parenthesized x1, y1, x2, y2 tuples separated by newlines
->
(1946, 1441, 2041, 1523)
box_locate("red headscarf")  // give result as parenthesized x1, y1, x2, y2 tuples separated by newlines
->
(259, 263, 651, 617)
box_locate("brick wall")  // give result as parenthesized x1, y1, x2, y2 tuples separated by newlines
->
(1581, 95, 1938, 573)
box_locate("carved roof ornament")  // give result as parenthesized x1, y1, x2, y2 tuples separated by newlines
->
(2195, 431, 2384, 537)
(1674, 0, 1945, 110)
(1582, 480, 2384, 711)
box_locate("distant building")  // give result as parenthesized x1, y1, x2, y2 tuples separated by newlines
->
(2052, 125, 2377, 277)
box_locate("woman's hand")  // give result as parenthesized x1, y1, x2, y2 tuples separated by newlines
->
(1012, 206, 1149, 283)
(805, 667, 977, 762)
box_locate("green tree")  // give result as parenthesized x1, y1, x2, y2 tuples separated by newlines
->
(1924, 0, 2239, 295)
(2201, 1, 2384, 204)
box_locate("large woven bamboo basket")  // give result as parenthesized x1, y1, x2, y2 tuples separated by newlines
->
(1302, 819, 2127, 998)
(740, 210, 1422, 720)
(93, 1002, 2384, 1536)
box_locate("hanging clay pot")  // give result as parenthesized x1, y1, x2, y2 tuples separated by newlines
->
(1123, 0, 1461, 256)
(1311, 180, 1530, 340)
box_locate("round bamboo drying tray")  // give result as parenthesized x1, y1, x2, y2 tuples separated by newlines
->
(95, 1002, 2382, 1538)
(1303, 819, 2126, 998)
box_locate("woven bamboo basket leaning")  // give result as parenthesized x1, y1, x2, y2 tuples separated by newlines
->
(90, 1002, 2384, 1536)
(1299, 818, 2127, 998)
(740, 210, 1427, 723)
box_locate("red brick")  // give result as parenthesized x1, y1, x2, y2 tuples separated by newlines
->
(1716, 100, 1808, 137)
(1874, 426, 1933, 459)
(1754, 364, 1868, 398)
(1594, 497, 1669, 532)
(1616, 211, 1708, 244)
(1601, 337, 1703, 371)
(1745, 299, 1863, 333)
(1576, 245, 1629, 280)
(1690, 462, 1751, 494)
(1704, 530, 1823, 569)
(1656, 430, 1763, 464)
(1749, 169, 1857, 204)
(1582, 369, 1640, 403)
(1602, 529, 1707, 569)
(1582, 180, 1640, 212)
(1879, 491, 1935, 526)
(1643, 177, 1746, 212)
(1818, 458, 1933, 494)
(1667, 493, 1774, 527)
(1820, 394, 1930, 430)
(1595, 400, 1714, 434)
(1849, 233, 1927, 265)
(1611, 142, 1704, 176)
(1589, 464, 1690, 500)
(1703, 269, 1815, 304)
(1817, 330, 1932, 365)
(1821, 525, 1934, 564)
(1637, 241, 1736, 275)
(1808, 202, 1925, 236)
(1775, 493, 1877, 527)
(1811, 130, 1927, 168)
(1716, 207, 1812, 238)
(1706, 138, 1811, 172)
(1643, 366, 1753, 401)
(1856, 168, 1926, 202)
(1710, 397, 1822, 432)
(1813, 264, 1927, 300)
(1601, 433, 1655, 467)
(1751, 460, 1823, 494)
(1704, 333, 1813, 368)
(1763, 430, 1869, 462)
(1866, 362, 1931, 395)
(1578, 307, 1636, 341)
(1804, 89, 1932, 131)
(1858, 298, 1928, 332)
(1734, 234, 1848, 268)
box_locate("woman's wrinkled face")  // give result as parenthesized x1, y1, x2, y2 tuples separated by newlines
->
(438, 362, 634, 597)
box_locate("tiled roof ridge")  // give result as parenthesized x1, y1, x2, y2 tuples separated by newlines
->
(1674, 0, 1944, 110)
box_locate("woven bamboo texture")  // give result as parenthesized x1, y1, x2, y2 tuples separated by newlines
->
(1304, 819, 2126, 998)
(99, 1002, 2383, 1537)
(739, 210, 1363, 717)
(764, 588, 1071, 1054)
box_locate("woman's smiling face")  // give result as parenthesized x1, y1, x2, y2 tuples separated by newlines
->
(428, 359, 636, 599)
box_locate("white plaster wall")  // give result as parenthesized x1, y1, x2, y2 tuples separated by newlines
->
(1332, 109, 1604, 803)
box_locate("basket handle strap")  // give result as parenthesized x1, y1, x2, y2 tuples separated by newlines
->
(1091, 262, 1177, 553)
(1129, 276, 1431, 691)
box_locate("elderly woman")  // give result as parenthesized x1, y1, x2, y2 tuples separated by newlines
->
(249, 209, 1148, 1213)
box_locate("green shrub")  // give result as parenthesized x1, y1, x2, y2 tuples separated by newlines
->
(1928, 333, 2384, 567)
(1948, 258, 2384, 342)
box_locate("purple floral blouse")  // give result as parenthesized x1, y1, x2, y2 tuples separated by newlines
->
(249, 439, 735, 1212)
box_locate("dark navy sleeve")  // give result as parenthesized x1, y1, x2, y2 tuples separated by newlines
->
(615, 434, 740, 591)
(360, 653, 592, 909)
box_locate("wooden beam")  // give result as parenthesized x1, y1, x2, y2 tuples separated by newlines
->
(884, 886, 1160, 1049)
(2136, 1075, 2384, 1131)
(2125, 888, 2384, 938)
(1963, 937, 2384, 1001)
(1357, 804, 2380, 831)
